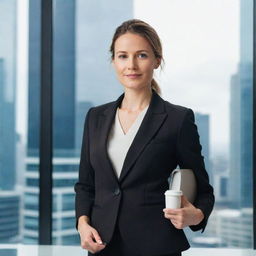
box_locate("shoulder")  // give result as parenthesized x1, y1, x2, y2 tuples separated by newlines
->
(87, 100, 115, 116)
(163, 99, 194, 121)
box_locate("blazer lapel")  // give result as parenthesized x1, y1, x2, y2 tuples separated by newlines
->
(97, 90, 167, 184)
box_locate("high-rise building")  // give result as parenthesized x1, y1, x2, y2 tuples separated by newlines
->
(229, 73, 241, 208)
(194, 113, 212, 185)
(216, 208, 253, 248)
(229, 0, 253, 210)
(27, 0, 40, 156)
(239, 0, 253, 208)
(0, 0, 17, 191)
(0, 58, 5, 186)
(0, 192, 20, 243)
(53, 0, 75, 151)
(0, 0, 21, 245)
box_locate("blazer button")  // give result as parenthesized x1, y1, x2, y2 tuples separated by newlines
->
(114, 188, 120, 196)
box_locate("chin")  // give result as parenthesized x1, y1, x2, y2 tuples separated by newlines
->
(123, 84, 144, 90)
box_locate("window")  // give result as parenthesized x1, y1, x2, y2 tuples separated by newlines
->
(0, 0, 254, 249)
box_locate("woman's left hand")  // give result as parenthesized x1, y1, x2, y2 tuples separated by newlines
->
(163, 195, 204, 229)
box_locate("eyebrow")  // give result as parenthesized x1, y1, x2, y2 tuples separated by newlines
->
(116, 50, 149, 54)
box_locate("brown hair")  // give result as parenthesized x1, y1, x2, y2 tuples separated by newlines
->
(110, 19, 164, 95)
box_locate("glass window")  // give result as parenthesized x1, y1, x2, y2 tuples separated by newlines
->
(0, 0, 39, 245)
(1, 0, 252, 249)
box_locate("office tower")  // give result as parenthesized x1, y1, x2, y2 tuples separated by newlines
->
(0, 60, 20, 245)
(27, 0, 40, 156)
(0, 0, 17, 190)
(229, 0, 253, 210)
(239, 0, 253, 208)
(24, 0, 41, 243)
(194, 113, 212, 185)
(229, 73, 241, 208)
(226, 0, 252, 248)
(0, 192, 20, 243)
(216, 208, 253, 248)
(53, 0, 75, 151)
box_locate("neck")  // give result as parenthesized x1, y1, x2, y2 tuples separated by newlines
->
(120, 87, 152, 112)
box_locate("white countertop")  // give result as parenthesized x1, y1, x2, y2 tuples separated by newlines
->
(0, 245, 256, 256)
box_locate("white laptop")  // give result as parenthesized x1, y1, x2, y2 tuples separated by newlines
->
(169, 169, 197, 203)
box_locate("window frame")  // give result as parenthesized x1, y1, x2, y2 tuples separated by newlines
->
(39, 0, 53, 245)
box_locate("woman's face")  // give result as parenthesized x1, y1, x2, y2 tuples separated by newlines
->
(112, 32, 160, 91)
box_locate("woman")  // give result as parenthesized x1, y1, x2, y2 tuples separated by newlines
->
(75, 19, 215, 256)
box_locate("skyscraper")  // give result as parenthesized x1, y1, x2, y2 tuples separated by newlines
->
(229, 73, 241, 208)
(0, 0, 17, 190)
(195, 113, 212, 185)
(239, 0, 253, 208)
(0, 0, 20, 244)
(0, 192, 20, 243)
(229, 0, 253, 210)
(53, 0, 75, 151)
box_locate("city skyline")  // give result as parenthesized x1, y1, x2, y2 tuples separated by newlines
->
(1, 0, 253, 248)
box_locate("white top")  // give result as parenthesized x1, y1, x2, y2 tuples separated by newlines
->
(107, 105, 149, 178)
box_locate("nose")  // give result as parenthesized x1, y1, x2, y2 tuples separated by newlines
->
(127, 56, 138, 70)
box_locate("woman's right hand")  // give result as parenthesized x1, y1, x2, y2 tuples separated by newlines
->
(78, 218, 106, 254)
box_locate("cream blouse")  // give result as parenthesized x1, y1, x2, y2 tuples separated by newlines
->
(107, 105, 149, 178)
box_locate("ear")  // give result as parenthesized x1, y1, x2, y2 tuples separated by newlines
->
(154, 58, 161, 69)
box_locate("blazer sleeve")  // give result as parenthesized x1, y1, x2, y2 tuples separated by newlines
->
(74, 107, 95, 229)
(176, 108, 215, 233)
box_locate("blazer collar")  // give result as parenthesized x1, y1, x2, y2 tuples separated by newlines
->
(98, 89, 167, 184)
(102, 89, 165, 116)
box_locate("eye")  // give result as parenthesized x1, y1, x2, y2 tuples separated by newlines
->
(138, 53, 148, 58)
(118, 54, 127, 59)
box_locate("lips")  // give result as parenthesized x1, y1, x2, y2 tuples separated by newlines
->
(126, 74, 142, 78)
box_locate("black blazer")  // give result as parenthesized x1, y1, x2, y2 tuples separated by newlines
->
(75, 89, 215, 255)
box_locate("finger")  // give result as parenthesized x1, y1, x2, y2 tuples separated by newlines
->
(166, 214, 180, 222)
(164, 211, 181, 218)
(86, 232, 106, 252)
(163, 209, 180, 215)
(165, 212, 184, 224)
(88, 239, 106, 254)
(91, 229, 104, 245)
(171, 219, 178, 225)
(171, 220, 184, 229)
(170, 219, 179, 227)
(80, 235, 94, 250)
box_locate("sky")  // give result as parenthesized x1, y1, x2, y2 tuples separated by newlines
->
(16, 0, 240, 158)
